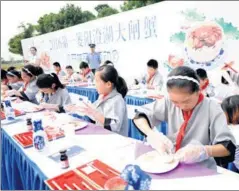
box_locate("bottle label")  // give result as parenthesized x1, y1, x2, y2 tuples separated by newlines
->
(7, 116, 15, 121)
(61, 160, 69, 169)
(33, 135, 45, 151)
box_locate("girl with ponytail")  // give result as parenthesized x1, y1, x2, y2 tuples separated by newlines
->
(7, 64, 43, 104)
(65, 65, 128, 136)
(36, 73, 71, 113)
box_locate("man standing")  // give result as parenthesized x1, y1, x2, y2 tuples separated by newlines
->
(86, 44, 101, 74)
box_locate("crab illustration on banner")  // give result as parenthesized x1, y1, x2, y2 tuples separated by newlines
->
(184, 21, 225, 69)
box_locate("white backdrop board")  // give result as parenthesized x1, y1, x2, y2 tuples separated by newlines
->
(21, 1, 239, 84)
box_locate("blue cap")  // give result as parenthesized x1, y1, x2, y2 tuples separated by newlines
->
(89, 43, 96, 48)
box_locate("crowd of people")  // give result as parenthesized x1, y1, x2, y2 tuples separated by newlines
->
(1, 43, 239, 172)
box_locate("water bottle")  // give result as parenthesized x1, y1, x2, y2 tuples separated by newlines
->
(141, 76, 147, 94)
(142, 76, 146, 86)
(69, 76, 75, 86)
(3, 100, 15, 121)
(33, 119, 48, 152)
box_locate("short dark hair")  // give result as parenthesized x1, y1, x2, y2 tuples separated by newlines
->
(80, 61, 89, 69)
(53, 62, 61, 68)
(7, 66, 16, 72)
(30, 47, 37, 51)
(221, 95, 239, 124)
(89, 44, 96, 48)
(104, 60, 114, 66)
(36, 73, 64, 90)
(147, 59, 158, 69)
(66, 65, 73, 69)
(167, 66, 200, 93)
(196, 68, 208, 80)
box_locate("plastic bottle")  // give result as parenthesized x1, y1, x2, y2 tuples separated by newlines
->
(4, 100, 15, 121)
(33, 119, 48, 152)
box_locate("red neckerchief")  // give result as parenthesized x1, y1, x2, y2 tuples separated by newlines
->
(102, 93, 109, 100)
(83, 68, 91, 77)
(175, 93, 204, 151)
(23, 82, 29, 92)
(201, 79, 209, 91)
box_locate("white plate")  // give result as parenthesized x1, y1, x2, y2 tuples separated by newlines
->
(136, 150, 179, 174)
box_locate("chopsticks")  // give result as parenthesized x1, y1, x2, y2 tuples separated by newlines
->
(64, 183, 72, 190)
(52, 180, 63, 190)
(72, 183, 82, 190)
(108, 168, 120, 176)
(73, 169, 102, 190)
(87, 162, 109, 177)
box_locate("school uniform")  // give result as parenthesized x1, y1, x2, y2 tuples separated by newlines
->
(19, 78, 39, 104)
(230, 72, 239, 86)
(202, 83, 216, 97)
(213, 84, 236, 101)
(80, 70, 95, 82)
(40, 88, 71, 112)
(229, 125, 239, 171)
(137, 71, 164, 88)
(56, 70, 66, 78)
(136, 96, 236, 169)
(84, 71, 94, 82)
(92, 88, 128, 137)
(67, 73, 80, 81)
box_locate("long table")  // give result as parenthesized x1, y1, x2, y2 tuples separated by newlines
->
(1, 102, 239, 190)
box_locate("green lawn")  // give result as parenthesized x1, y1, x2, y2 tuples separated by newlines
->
(1, 63, 24, 71)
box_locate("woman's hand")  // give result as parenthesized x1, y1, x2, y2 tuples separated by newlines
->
(6, 89, 21, 97)
(147, 131, 174, 155)
(174, 140, 211, 164)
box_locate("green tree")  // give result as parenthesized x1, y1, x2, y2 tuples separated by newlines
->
(8, 23, 35, 55)
(36, 13, 58, 34)
(58, 4, 95, 28)
(95, 4, 119, 18)
(8, 34, 23, 55)
(121, 0, 163, 11)
(36, 4, 96, 34)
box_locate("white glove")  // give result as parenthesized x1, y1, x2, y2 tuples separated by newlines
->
(174, 140, 211, 164)
(147, 130, 174, 155)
